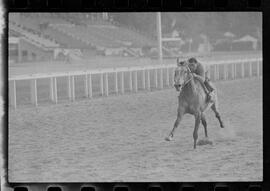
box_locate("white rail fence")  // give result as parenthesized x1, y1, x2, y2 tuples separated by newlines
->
(9, 58, 262, 109)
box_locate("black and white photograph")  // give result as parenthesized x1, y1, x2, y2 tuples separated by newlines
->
(8, 12, 262, 182)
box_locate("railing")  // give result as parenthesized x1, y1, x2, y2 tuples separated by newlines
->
(9, 58, 262, 109)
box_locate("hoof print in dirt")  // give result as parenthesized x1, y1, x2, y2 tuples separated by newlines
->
(165, 136, 173, 141)
(197, 139, 213, 146)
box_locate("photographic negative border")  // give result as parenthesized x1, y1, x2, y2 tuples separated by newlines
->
(2, 0, 269, 190)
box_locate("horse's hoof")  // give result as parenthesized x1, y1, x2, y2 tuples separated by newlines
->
(165, 136, 173, 141)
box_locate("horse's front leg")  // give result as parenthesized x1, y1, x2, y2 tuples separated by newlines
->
(165, 108, 184, 141)
(193, 112, 201, 149)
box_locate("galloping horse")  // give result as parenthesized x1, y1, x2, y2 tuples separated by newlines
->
(165, 61, 225, 149)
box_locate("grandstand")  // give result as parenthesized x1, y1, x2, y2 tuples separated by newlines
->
(8, 13, 157, 64)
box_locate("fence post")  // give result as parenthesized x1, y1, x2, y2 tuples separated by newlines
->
(69, 75, 75, 101)
(171, 68, 175, 85)
(30, 79, 38, 106)
(205, 64, 211, 79)
(215, 64, 219, 81)
(234, 63, 237, 79)
(50, 77, 55, 102)
(100, 73, 104, 96)
(257, 60, 260, 77)
(53, 77, 58, 103)
(134, 70, 138, 92)
(104, 72, 109, 96)
(166, 67, 169, 87)
(224, 64, 228, 80)
(88, 74, 92, 98)
(249, 61, 253, 77)
(10, 80, 17, 109)
(147, 69, 151, 90)
(121, 71, 124, 94)
(142, 69, 146, 89)
(231, 63, 234, 80)
(114, 71, 118, 94)
(67, 76, 72, 101)
(212, 65, 216, 81)
(129, 70, 133, 92)
(84, 74, 89, 98)
(155, 68, 158, 88)
(241, 62, 245, 78)
(160, 68, 163, 89)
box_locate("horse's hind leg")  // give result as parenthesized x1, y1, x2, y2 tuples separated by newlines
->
(201, 113, 208, 137)
(211, 103, 224, 128)
(165, 109, 184, 141)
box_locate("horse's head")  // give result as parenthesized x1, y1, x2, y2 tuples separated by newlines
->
(174, 59, 192, 91)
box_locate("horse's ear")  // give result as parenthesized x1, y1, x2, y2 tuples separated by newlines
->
(177, 58, 185, 67)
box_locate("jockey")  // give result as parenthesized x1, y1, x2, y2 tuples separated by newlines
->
(187, 57, 215, 102)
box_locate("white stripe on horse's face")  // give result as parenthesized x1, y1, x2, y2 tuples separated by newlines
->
(174, 66, 189, 88)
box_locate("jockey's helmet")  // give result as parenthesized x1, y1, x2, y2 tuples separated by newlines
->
(188, 57, 197, 64)
(188, 57, 198, 71)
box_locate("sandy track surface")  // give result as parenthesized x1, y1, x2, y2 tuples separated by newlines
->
(9, 78, 262, 182)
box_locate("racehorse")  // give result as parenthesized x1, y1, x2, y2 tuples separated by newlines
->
(165, 60, 225, 149)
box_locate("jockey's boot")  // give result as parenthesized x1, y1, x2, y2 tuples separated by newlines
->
(204, 80, 214, 102)
(204, 79, 214, 92)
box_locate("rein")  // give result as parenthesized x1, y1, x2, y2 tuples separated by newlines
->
(179, 66, 193, 91)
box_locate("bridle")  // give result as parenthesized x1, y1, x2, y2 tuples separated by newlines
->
(176, 64, 194, 92)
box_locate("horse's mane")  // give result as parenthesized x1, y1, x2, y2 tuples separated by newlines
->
(180, 76, 206, 98)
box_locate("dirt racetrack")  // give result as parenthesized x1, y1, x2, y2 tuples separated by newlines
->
(9, 78, 262, 182)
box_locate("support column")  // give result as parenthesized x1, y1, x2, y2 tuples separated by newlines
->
(156, 12, 163, 65)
